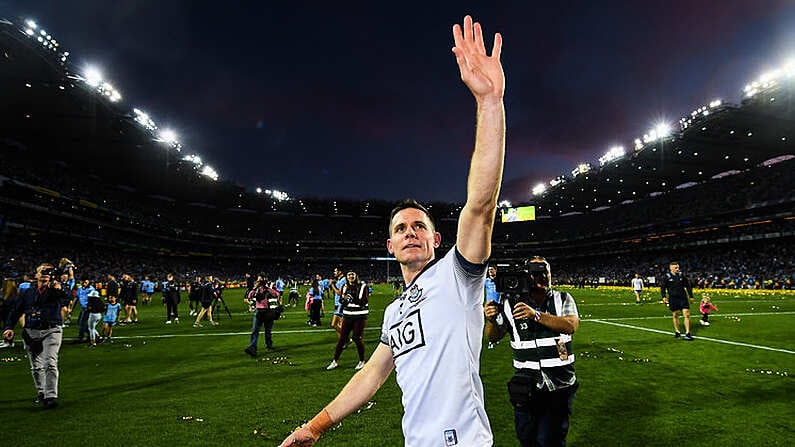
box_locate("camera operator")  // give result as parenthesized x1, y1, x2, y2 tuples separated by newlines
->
(244, 275, 281, 356)
(484, 256, 580, 447)
(3, 263, 69, 409)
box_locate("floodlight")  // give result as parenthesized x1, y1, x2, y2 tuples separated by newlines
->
(200, 165, 219, 181)
(532, 183, 546, 196)
(498, 200, 512, 208)
(159, 129, 178, 145)
(255, 187, 262, 194)
(25, 19, 37, 29)
(25, 28, 34, 35)
(84, 66, 103, 87)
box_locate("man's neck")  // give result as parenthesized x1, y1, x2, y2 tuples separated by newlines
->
(400, 258, 434, 285)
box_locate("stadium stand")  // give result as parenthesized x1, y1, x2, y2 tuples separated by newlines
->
(1, 16, 793, 288)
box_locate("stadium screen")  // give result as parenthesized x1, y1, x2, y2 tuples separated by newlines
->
(501, 205, 535, 223)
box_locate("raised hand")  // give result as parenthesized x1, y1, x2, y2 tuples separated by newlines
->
(452, 15, 504, 103)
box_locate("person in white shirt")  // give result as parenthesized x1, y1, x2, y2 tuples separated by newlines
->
(279, 14, 505, 447)
(632, 273, 644, 304)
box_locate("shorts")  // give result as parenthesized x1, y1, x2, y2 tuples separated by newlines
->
(103, 320, 115, 327)
(668, 297, 689, 312)
(201, 301, 212, 309)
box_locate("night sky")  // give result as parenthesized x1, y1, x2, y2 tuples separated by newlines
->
(3, 1, 795, 203)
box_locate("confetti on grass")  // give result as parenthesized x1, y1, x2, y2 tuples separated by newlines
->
(258, 356, 294, 366)
(745, 368, 789, 377)
(1, 356, 24, 363)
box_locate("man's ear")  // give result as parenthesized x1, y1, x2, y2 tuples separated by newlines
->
(387, 239, 395, 254)
(433, 232, 441, 248)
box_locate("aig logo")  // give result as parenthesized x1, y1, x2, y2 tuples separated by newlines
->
(388, 309, 426, 358)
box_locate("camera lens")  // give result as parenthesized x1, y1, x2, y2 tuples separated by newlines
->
(504, 276, 519, 290)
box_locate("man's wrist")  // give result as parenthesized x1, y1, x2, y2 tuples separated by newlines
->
(307, 408, 333, 440)
(533, 312, 542, 322)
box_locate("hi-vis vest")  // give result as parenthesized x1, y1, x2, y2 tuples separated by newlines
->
(500, 289, 577, 390)
(340, 282, 369, 320)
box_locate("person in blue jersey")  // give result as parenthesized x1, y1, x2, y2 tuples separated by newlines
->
(73, 278, 96, 343)
(484, 257, 580, 447)
(329, 268, 347, 337)
(280, 14, 505, 446)
(307, 277, 323, 327)
(484, 265, 500, 349)
(101, 294, 121, 343)
(141, 276, 155, 305)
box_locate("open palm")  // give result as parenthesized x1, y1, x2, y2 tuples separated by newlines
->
(452, 15, 505, 102)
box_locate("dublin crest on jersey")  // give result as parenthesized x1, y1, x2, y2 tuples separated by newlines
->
(404, 284, 423, 303)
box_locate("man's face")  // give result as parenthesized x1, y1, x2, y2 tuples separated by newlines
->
(670, 264, 680, 274)
(83, 279, 90, 287)
(334, 268, 341, 278)
(346, 272, 356, 283)
(528, 261, 551, 290)
(488, 267, 497, 278)
(35, 264, 53, 283)
(387, 207, 440, 265)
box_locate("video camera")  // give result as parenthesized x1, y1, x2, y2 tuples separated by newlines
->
(494, 260, 550, 301)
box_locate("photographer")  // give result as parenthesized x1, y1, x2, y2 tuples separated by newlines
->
(3, 263, 69, 409)
(484, 256, 580, 447)
(244, 276, 282, 356)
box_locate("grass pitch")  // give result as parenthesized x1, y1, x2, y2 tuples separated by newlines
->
(1, 285, 793, 446)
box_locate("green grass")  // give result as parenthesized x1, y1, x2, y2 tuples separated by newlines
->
(1, 285, 793, 446)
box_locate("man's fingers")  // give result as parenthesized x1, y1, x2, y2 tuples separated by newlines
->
(491, 33, 502, 60)
(474, 22, 486, 55)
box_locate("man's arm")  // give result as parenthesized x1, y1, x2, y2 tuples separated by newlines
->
(278, 343, 395, 446)
(512, 301, 580, 335)
(484, 303, 508, 342)
(452, 15, 506, 264)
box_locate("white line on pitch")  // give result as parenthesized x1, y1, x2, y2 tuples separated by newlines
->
(585, 311, 795, 321)
(588, 319, 795, 354)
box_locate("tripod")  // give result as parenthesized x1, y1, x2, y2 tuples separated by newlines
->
(212, 295, 233, 319)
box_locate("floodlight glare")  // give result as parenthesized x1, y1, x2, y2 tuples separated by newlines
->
(200, 165, 219, 181)
(532, 183, 546, 196)
(25, 19, 37, 29)
(84, 66, 103, 87)
(159, 129, 178, 145)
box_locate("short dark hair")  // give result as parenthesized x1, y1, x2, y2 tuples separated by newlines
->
(389, 198, 435, 235)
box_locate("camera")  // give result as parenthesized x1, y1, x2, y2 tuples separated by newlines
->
(494, 260, 550, 300)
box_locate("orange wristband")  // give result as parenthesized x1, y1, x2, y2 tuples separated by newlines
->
(308, 409, 333, 440)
